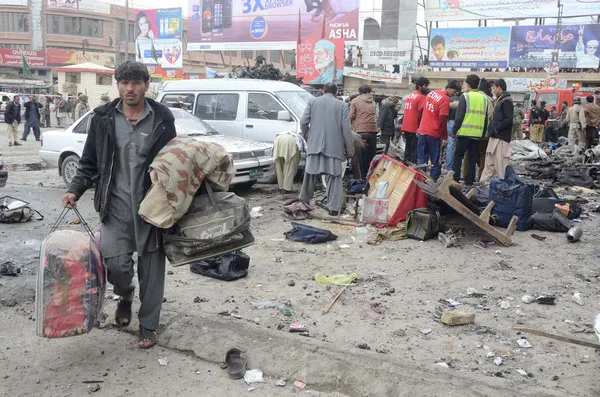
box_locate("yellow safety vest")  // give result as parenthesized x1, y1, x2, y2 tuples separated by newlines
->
(457, 91, 489, 138)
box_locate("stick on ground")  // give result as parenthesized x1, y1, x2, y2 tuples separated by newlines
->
(512, 325, 600, 350)
(323, 284, 350, 314)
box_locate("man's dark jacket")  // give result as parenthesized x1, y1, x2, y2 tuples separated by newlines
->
(4, 101, 21, 124)
(490, 92, 514, 143)
(378, 100, 397, 136)
(24, 101, 42, 121)
(67, 98, 177, 221)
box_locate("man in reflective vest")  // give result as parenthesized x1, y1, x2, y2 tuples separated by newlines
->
(451, 74, 489, 186)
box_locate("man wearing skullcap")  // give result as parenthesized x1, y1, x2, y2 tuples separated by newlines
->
(576, 26, 600, 68)
(310, 40, 343, 84)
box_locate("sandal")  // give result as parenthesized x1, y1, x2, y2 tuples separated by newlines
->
(115, 298, 133, 327)
(138, 326, 158, 349)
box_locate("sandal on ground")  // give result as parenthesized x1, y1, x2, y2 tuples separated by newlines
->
(115, 298, 133, 327)
(225, 348, 247, 379)
(138, 326, 158, 349)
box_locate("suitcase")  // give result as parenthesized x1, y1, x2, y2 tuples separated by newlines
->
(406, 208, 442, 241)
(36, 222, 105, 338)
(490, 167, 533, 231)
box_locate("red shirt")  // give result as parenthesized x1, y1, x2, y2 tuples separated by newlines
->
(418, 90, 450, 139)
(402, 91, 425, 133)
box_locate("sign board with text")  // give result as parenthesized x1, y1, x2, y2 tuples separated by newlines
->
(0, 49, 46, 67)
(343, 67, 402, 84)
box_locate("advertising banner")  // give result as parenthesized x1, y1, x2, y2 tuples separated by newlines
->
(136, 39, 183, 69)
(362, 44, 412, 66)
(47, 49, 116, 68)
(47, 0, 79, 10)
(296, 38, 344, 85)
(187, 0, 359, 51)
(428, 27, 510, 69)
(135, 8, 182, 40)
(0, 49, 45, 67)
(424, 0, 600, 22)
(343, 67, 402, 84)
(509, 24, 600, 69)
(147, 65, 184, 80)
(503, 77, 567, 93)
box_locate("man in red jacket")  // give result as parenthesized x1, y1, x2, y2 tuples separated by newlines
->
(401, 77, 430, 164)
(417, 80, 461, 181)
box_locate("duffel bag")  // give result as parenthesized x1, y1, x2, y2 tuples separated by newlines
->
(163, 183, 254, 266)
(490, 167, 533, 231)
(406, 208, 441, 241)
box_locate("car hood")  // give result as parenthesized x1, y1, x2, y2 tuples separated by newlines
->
(186, 135, 272, 154)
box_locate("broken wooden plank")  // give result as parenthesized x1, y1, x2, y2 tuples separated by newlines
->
(413, 172, 516, 246)
(512, 325, 600, 350)
(310, 212, 364, 227)
(479, 201, 495, 223)
(465, 188, 477, 199)
(323, 284, 350, 314)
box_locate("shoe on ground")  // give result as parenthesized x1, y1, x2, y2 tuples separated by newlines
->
(20, 137, 26, 141)
(13, 142, 21, 146)
(8, 143, 12, 147)
(328, 210, 340, 216)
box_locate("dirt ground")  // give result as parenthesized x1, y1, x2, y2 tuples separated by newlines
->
(2, 133, 600, 396)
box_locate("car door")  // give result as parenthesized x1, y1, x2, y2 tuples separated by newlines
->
(243, 92, 294, 142)
(194, 92, 244, 137)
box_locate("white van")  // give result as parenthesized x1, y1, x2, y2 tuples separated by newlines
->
(156, 79, 315, 143)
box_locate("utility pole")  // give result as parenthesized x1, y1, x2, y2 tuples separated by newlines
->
(124, 0, 130, 63)
(552, 0, 563, 63)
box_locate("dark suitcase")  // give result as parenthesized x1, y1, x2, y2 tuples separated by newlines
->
(406, 208, 441, 241)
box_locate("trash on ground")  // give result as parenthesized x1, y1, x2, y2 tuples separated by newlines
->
(87, 384, 101, 393)
(514, 324, 600, 349)
(435, 362, 449, 368)
(493, 357, 503, 366)
(536, 295, 556, 305)
(250, 207, 263, 219)
(324, 284, 351, 313)
(521, 295, 535, 304)
(594, 314, 600, 343)
(289, 323, 307, 332)
(517, 338, 533, 348)
(441, 310, 475, 326)
(498, 300, 511, 309)
(250, 300, 285, 310)
(581, 356, 591, 363)
(421, 328, 433, 335)
(0, 261, 21, 276)
(531, 233, 547, 241)
(189, 251, 250, 281)
(293, 381, 306, 389)
(244, 369, 265, 385)
(315, 273, 358, 286)
(567, 225, 583, 242)
(572, 292, 584, 306)
(441, 298, 462, 307)
(283, 200, 313, 220)
(284, 222, 338, 244)
(367, 224, 407, 245)
(516, 369, 529, 377)
(438, 232, 458, 248)
(474, 240, 492, 249)
(158, 357, 169, 366)
(275, 379, 286, 387)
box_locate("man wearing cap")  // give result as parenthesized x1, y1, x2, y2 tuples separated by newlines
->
(416, 80, 461, 181)
(576, 26, 600, 69)
(310, 40, 343, 84)
(480, 79, 514, 182)
(452, 74, 490, 186)
(566, 97, 587, 153)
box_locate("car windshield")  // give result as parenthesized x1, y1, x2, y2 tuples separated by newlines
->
(275, 90, 314, 118)
(170, 108, 219, 136)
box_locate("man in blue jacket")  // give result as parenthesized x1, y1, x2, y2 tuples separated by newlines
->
(480, 79, 514, 182)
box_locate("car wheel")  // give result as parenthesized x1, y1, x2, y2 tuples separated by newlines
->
(61, 155, 80, 188)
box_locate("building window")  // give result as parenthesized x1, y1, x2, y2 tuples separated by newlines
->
(284, 51, 295, 64)
(0, 12, 29, 32)
(47, 16, 103, 38)
(65, 72, 81, 84)
(0, 44, 30, 50)
(96, 74, 113, 86)
(207, 51, 221, 56)
(224, 50, 237, 57)
(117, 21, 135, 43)
(38, 70, 48, 76)
(241, 50, 253, 59)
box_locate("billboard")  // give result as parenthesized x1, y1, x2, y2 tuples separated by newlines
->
(429, 27, 510, 69)
(187, 0, 359, 51)
(510, 24, 600, 69)
(343, 67, 402, 84)
(47, 49, 116, 68)
(297, 39, 344, 85)
(424, 0, 600, 22)
(47, 0, 79, 10)
(504, 77, 567, 93)
(0, 49, 45, 67)
(135, 8, 183, 80)
(362, 44, 411, 66)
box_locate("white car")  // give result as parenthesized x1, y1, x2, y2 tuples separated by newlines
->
(39, 107, 274, 188)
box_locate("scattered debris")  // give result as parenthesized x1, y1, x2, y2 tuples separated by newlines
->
(323, 284, 351, 314)
(289, 323, 307, 332)
(495, 250, 502, 255)
(521, 295, 535, 304)
(0, 261, 20, 276)
(357, 343, 371, 350)
(87, 384, 101, 394)
(517, 338, 533, 348)
(421, 328, 433, 335)
(293, 381, 306, 389)
(283, 310, 292, 317)
(514, 325, 600, 349)
(567, 225, 583, 242)
(493, 357, 503, 366)
(474, 240, 491, 249)
(581, 356, 591, 363)
(315, 273, 358, 286)
(435, 362, 449, 368)
(530, 233, 547, 241)
(516, 369, 529, 377)
(498, 300, 511, 309)
(250, 207, 263, 219)
(250, 300, 285, 310)
(1, 299, 17, 307)
(536, 295, 556, 305)
(193, 297, 208, 303)
(438, 232, 458, 248)
(441, 298, 462, 307)
(158, 357, 169, 366)
(275, 379, 286, 387)
(466, 287, 478, 295)
(287, 280, 296, 287)
(572, 292, 584, 306)
(244, 369, 265, 385)
(441, 310, 475, 326)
